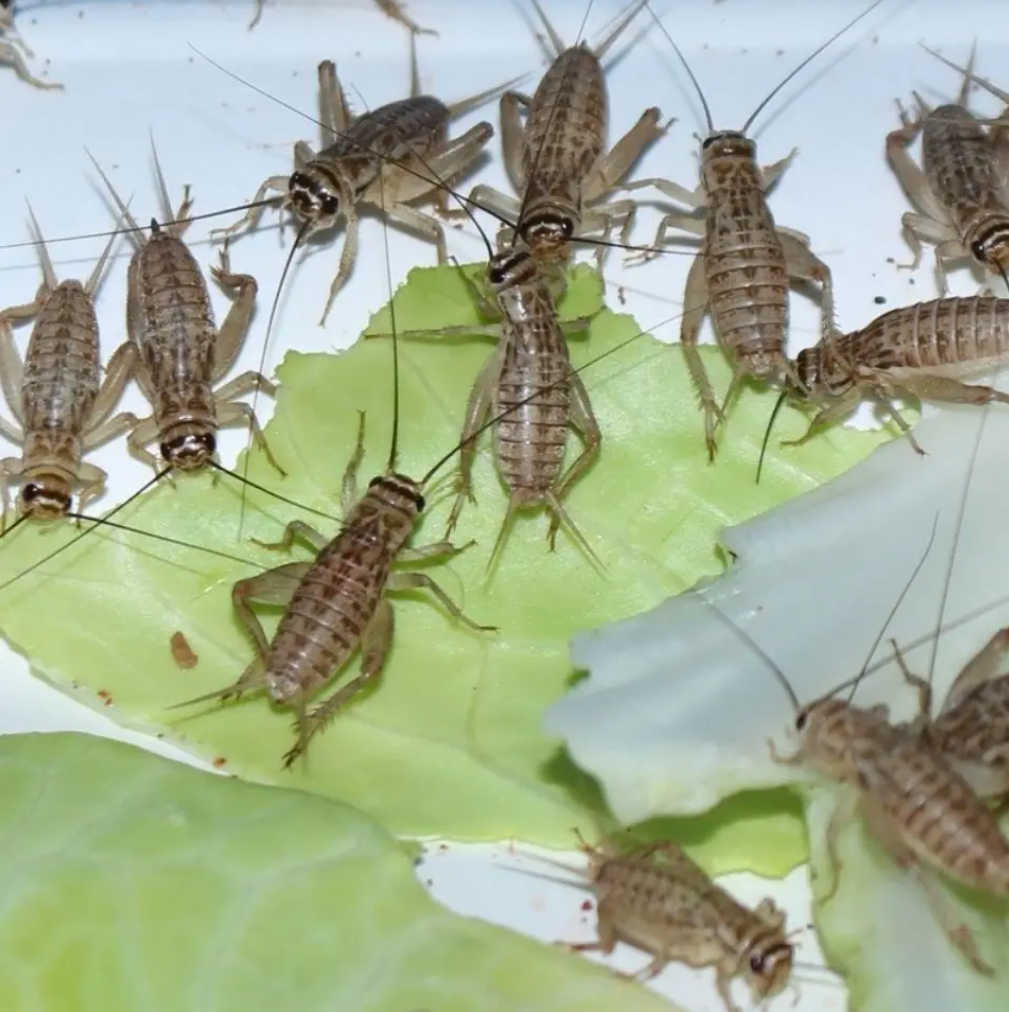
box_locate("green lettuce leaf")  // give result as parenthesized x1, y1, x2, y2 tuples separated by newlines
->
(0, 262, 888, 848)
(805, 786, 1009, 1012)
(0, 731, 682, 1012)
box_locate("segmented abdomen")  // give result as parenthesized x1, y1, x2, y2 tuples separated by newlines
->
(129, 238, 217, 418)
(522, 48, 606, 196)
(21, 281, 100, 441)
(265, 522, 394, 703)
(923, 106, 1009, 231)
(493, 319, 571, 502)
(704, 190, 789, 380)
(877, 739, 1009, 893)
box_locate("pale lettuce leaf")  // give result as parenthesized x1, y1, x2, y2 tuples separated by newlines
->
(0, 731, 682, 1012)
(0, 263, 886, 847)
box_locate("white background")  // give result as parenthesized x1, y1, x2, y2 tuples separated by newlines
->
(0, 0, 1006, 1008)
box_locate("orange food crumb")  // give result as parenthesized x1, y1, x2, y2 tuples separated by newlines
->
(212, 756, 227, 769)
(170, 631, 198, 670)
(97, 689, 113, 707)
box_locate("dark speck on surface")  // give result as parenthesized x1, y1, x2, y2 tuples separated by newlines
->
(874, 295, 886, 305)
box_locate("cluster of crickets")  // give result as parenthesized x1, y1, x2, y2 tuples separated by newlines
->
(4, 0, 1009, 1008)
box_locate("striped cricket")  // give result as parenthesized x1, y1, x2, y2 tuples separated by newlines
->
(616, 1, 894, 460)
(0, 204, 136, 527)
(207, 31, 514, 327)
(886, 43, 1009, 295)
(465, 0, 667, 275)
(762, 297, 1009, 470)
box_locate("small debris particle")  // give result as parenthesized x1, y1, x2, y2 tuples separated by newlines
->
(426, 878, 434, 887)
(212, 756, 227, 769)
(581, 899, 593, 911)
(886, 257, 895, 264)
(97, 689, 113, 707)
(617, 285, 627, 306)
(170, 631, 199, 669)
(874, 295, 886, 305)
(438, 843, 449, 852)
(909, 277, 916, 285)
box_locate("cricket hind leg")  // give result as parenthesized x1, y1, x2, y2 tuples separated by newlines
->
(860, 792, 996, 976)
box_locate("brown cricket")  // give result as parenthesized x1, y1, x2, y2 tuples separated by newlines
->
(86, 144, 284, 478)
(369, 232, 602, 572)
(887, 44, 1009, 294)
(776, 296, 1009, 455)
(533, 832, 795, 1012)
(467, 0, 666, 271)
(613, 2, 900, 458)
(210, 33, 511, 326)
(0, 205, 136, 524)
(766, 667, 1009, 976)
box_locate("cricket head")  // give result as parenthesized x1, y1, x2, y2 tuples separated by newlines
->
(743, 933, 794, 1002)
(160, 431, 217, 473)
(19, 475, 72, 521)
(792, 697, 868, 780)
(288, 166, 350, 231)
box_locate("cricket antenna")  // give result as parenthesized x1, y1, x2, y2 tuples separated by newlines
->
(641, 1, 713, 134)
(235, 218, 310, 538)
(376, 163, 401, 472)
(924, 369, 995, 698)
(756, 391, 788, 485)
(698, 593, 802, 712)
(740, 0, 888, 135)
(843, 510, 940, 704)
(0, 467, 172, 595)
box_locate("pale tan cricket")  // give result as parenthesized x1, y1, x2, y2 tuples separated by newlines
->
(759, 296, 1009, 472)
(747, 624, 1009, 976)
(0, 204, 136, 526)
(613, 1, 901, 459)
(465, 0, 667, 273)
(886, 43, 1009, 294)
(369, 230, 603, 574)
(209, 32, 516, 326)
(85, 142, 285, 480)
(518, 831, 798, 1012)
(887, 630, 1009, 810)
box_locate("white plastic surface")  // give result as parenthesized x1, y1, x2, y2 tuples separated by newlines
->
(0, 0, 1005, 1009)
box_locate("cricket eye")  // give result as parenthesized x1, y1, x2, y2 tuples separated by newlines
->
(971, 239, 987, 261)
(749, 952, 765, 973)
(795, 711, 808, 731)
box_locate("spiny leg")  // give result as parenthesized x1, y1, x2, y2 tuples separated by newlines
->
(85, 341, 137, 433)
(779, 391, 862, 449)
(253, 519, 329, 554)
(498, 92, 530, 195)
(316, 58, 354, 145)
(679, 253, 722, 460)
(888, 636, 934, 738)
(582, 108, 667, 204)
(0, 40, 62, 90)
(815, 788, 861, 906)
(624, 208, 704, 267)
(860, 791, 995, 976)
(396, 539, 475, 564)
(126, 415, 166, 475)
(0, 317, 28, 425)
(210, 177, 288, 242)
(73, 461, 110, 520)
(318, 211, 360, 327)
(444, 346, 502, 538)
(283, 598, 396, 768)
(215, 375, 286, 477)
(209, 242, 259, 380)
(230, 560, 311, 681)
(546, 371, 602, 560)
(942, 627, 1009, 715)
(386, 570, 496, 632)
(342, 410, 367, 513)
